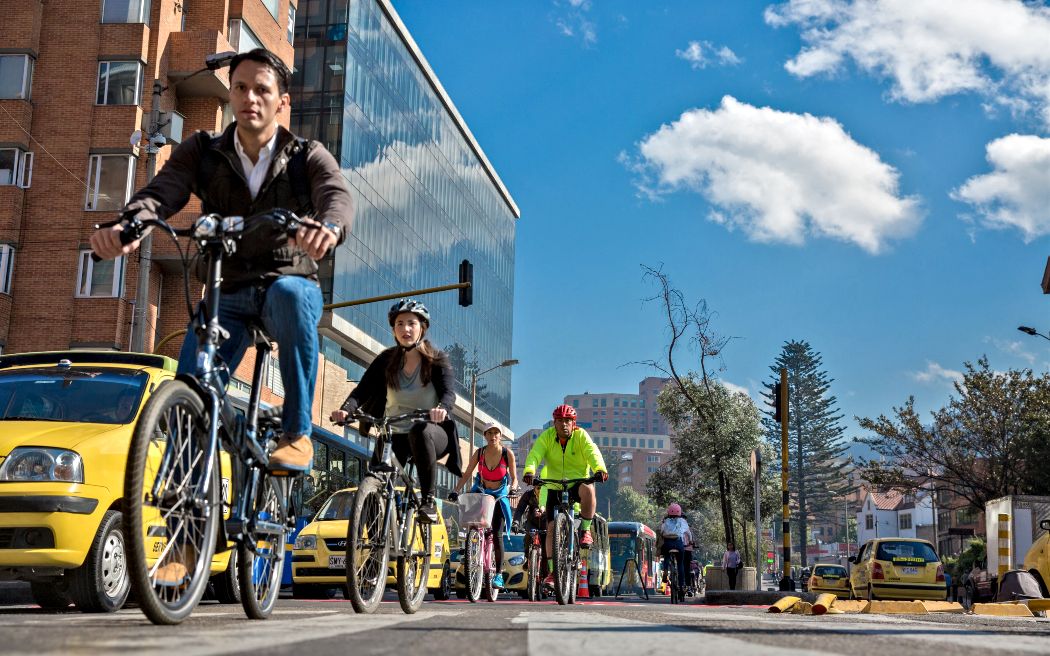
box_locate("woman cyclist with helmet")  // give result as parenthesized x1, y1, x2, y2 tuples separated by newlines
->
(330, 299, 462, 522)
(451, 422, 518, 589)
(657, 503, 692, 598)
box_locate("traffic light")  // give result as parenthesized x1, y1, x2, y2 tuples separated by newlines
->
(458, 259, 473, 307)
(771, 381, 782, 423)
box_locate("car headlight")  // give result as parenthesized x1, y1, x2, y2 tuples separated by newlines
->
(0, 448, 83, 483)
(294, 534, 317, 550)
(508, 555, 525, 567)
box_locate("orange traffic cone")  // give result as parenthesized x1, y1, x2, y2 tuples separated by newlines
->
(578, 555, 590, 599)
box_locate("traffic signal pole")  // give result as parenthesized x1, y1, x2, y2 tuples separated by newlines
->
(778, 367, 795, 591)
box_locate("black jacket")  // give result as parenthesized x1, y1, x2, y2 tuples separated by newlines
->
(340, 346, 462, 476)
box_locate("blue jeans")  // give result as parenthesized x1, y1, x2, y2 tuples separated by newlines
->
(661, 537, 686, 589)
(176, 276, 323, 437)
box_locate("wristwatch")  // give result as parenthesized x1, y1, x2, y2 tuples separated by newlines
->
(321, 221, 343, 241)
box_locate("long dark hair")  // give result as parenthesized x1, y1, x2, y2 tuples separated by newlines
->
(385, 335, 446, 389)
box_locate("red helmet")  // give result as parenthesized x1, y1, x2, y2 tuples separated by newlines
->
(552, 404, 577, 420)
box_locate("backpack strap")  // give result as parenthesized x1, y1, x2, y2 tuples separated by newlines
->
(287, 137, 314, 217)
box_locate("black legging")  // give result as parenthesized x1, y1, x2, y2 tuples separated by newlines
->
(490, 499, 506, 575)
(392, 421, 448, 499)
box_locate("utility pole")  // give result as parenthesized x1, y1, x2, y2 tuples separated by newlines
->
(777, 367, 794, 591)
(751, 448, 762, 591)
(129, 80, 164, 353)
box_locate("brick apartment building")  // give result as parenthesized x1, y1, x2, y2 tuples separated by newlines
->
(511, 377, 675, 495)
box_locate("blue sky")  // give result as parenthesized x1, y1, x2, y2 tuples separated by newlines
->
(394, 0, 1050, 446)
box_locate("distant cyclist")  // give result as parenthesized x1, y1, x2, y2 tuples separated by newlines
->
(330, 299, 463, 522)
(452, 422, 517, 588)
(657, 503, 691, 597)
(522, 404, 607, 586)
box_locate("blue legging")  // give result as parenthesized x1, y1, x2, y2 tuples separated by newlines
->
(661, 537, 687, 588)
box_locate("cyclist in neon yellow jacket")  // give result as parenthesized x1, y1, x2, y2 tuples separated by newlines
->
(522, 404, 608, 586)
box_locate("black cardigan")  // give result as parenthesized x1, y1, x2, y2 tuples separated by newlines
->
(339, 346, 463, 476)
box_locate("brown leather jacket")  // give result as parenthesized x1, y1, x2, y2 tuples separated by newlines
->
(123, 123, 353, 290)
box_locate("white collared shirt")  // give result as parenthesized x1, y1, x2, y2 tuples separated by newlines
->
(234, 129, 279, 199)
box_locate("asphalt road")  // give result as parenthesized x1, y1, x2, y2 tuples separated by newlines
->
(2, 590, 1050, 655)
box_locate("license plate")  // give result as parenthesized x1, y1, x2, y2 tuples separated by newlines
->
(900, 566, 919, 576)
(329, 555, 345, 569)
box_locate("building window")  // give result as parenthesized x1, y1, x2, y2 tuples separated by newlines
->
(85, 155, 136, 211)
(261, 0, 279, 20)
(0, 54, 33, 100)
(592, 399, 598, 407)
(600, 398, 606, 407)
(865, 514, 874, 530)
(76, 250, 125, 297)
(899, 514, 912, 530)
(572, 399, 578, 407)
(97, 61, 143, 105)
(0, 245, 13, 295)
(657, 440, 664, 448)
(266, 356, 285, 396)
(229, 18, 264, 53)
(629, 438, 637, 447)
(102, 0, 151, 23)
(0, 149, 32, 188)
(288, 3, 296, 43)
(613, 399, 619, 407)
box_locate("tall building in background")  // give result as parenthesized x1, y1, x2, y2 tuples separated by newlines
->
(0, 0, 518, 501)
(513, 377, 674, 494)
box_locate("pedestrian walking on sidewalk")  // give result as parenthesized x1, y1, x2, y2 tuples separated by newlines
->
(722, 542, 742, 590)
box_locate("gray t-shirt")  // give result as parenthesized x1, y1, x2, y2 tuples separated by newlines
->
(385, 362, 438, 431)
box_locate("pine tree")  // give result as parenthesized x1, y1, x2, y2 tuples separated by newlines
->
(763, 341, 847, 568)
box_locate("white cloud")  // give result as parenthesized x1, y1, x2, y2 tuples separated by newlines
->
(553, 0, 597, 46)
(676, 41, 742, 69)
(765, 0, 1050, 126)
(720, 380, 752, 398)
(984, 335, 1037, 364)
(911, 361, 963, 384)
(952, 134, 1050, 240)
(630, 95, 922, 253)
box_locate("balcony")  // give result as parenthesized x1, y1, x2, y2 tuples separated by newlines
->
(165, 30, 233, 99)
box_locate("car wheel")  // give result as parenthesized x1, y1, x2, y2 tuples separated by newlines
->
(68, 510, 130, 613)
(432, 562, 452, 600)
(30, 581, 72, 610)
(212, 548, 241, 604)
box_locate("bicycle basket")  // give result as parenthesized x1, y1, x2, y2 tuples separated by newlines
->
(458, 493, 495, 529)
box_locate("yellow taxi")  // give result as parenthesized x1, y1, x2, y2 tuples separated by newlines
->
(849, 538, 946, 601)
(0, 351, 239, 613)
(291, 486, 453, 600)
(807, 563, 849, 595)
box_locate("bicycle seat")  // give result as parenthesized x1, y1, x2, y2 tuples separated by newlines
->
(245, 320, 276, 348)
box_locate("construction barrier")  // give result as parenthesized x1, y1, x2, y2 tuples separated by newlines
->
(830, 600, 869, 613)
(767, 596, 801, 613)
(865, 600, 928, 615)
(1024, 599, 1050, 613)
(578, 554, 590, 599)
(811, 593, 837, 615)
(789, 601, 813, 615)
(920, 601, 965, 613)
(972, 603, 1034, 617)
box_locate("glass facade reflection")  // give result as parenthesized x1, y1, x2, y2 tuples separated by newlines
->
(292, 0, 517, 428)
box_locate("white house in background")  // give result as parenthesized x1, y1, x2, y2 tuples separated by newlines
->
(855, 489, 935, 545)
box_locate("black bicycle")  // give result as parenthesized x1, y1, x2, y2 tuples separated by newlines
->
(341, 410, 433, 614)
(663, 548, 683, 604)
(103, 210, 308, 625)
(531, 474, 603, 605)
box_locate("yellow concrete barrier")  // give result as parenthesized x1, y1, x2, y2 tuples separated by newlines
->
(921, 601, 965, 613)
(812, 593, 837, 615)
(971, 603, 1034, 617)
(1024, 599, 1050, 613)
(790, 601, 813, 615)
(865, 600, 929, 615)
(767, 596, 801, 613)
(830, 600, 869, 613)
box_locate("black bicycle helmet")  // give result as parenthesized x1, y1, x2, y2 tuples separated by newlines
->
(388, 299, 431, 327)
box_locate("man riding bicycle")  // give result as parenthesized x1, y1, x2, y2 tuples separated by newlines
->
(89, 48, 352, 476)
(522, 404, 607, 587)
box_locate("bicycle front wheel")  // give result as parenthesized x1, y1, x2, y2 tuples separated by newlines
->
(238, 474, 289, 619)
(552, 513, 574, 605)
(463, 527, 483, 602)
(124, 380, 220, 625)
(396, 511, 431, 614)
(345, 476, 389, 614)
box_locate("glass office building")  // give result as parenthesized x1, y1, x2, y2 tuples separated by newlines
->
(291, 0, 519, 431)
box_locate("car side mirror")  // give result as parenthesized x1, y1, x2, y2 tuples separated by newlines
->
(847, 556, 856, 564)
(1041, 519, 1050, 532)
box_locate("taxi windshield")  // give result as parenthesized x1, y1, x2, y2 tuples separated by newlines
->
(0, 367, 147, 424)
(315, 491, 355, 521)
(876, 541, 938, 563)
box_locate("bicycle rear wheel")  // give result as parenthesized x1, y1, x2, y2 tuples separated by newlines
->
(124, 380, 220, 625)
(526, 542, 541, 602)
(238, 474, 289, 619)
(463, 527, 483, 602)
(345, 476, 389, 614)
(668, 555, 680, 604)
(396, 511, 431, 614)
(552, 513, 574, 605)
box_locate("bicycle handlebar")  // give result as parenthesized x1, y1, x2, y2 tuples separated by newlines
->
(333, 409, 431, 429)
(530, 473, 605, 487)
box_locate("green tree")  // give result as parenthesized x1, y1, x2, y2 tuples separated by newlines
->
(858, 357, 1050, 509)
(763, 341, 847, 568)
(609, 485, 660, 527)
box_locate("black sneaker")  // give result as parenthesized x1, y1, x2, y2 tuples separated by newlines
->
(418, 498, 438, 524)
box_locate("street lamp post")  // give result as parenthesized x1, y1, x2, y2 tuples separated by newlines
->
(469, 359, 518, 447)
(1018, 325, 1050, 342)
